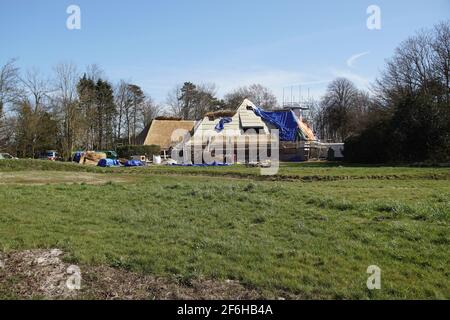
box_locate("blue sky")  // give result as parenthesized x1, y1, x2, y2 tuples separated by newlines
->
(0, 0, 448, 104)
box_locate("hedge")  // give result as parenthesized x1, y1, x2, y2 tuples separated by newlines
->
(116, 145, 161, 158)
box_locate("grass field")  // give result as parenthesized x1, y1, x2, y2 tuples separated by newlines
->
(0, 160, 449, 299)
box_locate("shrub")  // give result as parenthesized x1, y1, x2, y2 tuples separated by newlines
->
(116, 145, 161, 158)
(345, 95, 450, 164)
(344, 119, 393, 163)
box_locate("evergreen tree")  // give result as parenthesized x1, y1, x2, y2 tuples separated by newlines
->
(126, 84, 145, 144)
(76, 74, 96, 149)
(95, 79, 116, 149)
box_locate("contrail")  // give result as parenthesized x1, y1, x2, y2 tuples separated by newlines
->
(346, 51, 370, 68)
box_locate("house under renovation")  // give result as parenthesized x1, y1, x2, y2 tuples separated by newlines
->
(183, 99, 317, 163)
(136, 99, 343, 163)
(190, 99, 269, 139)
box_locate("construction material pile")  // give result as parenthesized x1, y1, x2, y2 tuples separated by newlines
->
(74, 151, 107, 166)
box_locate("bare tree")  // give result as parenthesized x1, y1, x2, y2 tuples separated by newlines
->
(316, 78, 369, 142)
(114, 80, 129, 141)
(0, 59, 22, 149)
(10, 68, 53, 156)
(53, 63, 78, 103)
(166, 84, 183, 117)
(21, 68, 52, 112)
(302, 97, 320, 130)
(349, 21, 450, 163)
(53, 62, 79, 158)
(0, 115, 16, 153)
(224, 84, 278, 109)
(432, 21, 450, 103)
(86, 63, 104, 83)
(0, 59, 22, 115)
(141, 96, 162, 127)
(374, 21, 450, 104)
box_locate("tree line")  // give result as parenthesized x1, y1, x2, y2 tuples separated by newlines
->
(166, 82, 279, 120)
(0, 61, 279, 159)
(0, 21, 448, 163)
(311, 21, 449, 163)
(0, 63, 163, 158)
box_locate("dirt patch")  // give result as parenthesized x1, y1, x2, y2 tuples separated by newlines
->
(83, 266, 262, 300)
(0, 171, 130, 185)
(0, 249, 78, 299)
(0, 249, 263, 300)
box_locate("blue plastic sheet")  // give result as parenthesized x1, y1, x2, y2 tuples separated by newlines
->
(97, 158, 120, 167)
(252, 107, 299, 141)
(215, 117, 232, 132)
(171, 161, 231, 167)
(72, 151, 84, 163)
(124, 159, 144, 167)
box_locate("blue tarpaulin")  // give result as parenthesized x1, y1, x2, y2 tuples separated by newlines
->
(72, 151, 84, 163)
(97, 158, 120, 167)
(124, 159, 144, 167)
(171, 161, 231, 167)
(252, 107, 299, 141)
(215, 117, 232, 132)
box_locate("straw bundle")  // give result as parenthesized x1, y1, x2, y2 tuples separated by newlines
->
(83, 151, 107, 166)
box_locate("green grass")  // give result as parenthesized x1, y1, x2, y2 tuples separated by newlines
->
(0, 160, 449, 299)
(1, 159, 448, 181)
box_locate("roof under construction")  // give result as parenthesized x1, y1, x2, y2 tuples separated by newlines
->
(191, 99, 270, 139)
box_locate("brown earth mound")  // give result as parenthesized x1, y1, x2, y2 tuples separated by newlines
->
(0, 249, 264, 300)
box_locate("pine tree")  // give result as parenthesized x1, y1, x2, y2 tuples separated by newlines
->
(95, 79, 116, 149)
(76, 74, 96, 149)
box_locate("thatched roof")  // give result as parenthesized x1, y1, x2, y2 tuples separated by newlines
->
(140, 120, 196, 150)
(155, 116, 182, 121)
(204, 110, 236, 120)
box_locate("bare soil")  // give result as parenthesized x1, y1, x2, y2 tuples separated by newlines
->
(0, 249, 264, 300)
